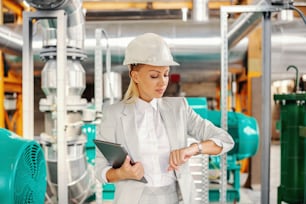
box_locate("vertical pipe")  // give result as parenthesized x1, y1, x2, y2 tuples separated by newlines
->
(261, 11, 271, 204)
(56, 10, 68, 204)
(104, 33, 114, 105)
(192, 0, 209, 21)
(22, 12, 34, 139)
(220, 7, 228, 204)
(95, 28, 103, 113)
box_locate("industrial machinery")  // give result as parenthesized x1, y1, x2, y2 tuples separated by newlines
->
(274, 66, 306, 204)
(22, 0, 97, 203)
(0, 128, 47, 204)
(186, 97, 259, 202)
(1, 0, 301, 203)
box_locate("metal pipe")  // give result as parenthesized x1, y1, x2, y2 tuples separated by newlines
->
(192, 0, 209, 21)
(25, 0, 85, 50)
(0, 20, 248, 71)
(22, 13, 34, 140)
(1, 19, 306, 79)
(261, 11, 271, 204)
(56, 11, 69, 203)
(94, 29, 103, 113)
(228, 0, 267, 49)
(0, 25, 22, 55)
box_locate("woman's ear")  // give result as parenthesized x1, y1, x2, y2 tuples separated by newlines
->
(130, 70, 140, 84)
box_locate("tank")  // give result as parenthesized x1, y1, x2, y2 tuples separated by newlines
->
(274, 93, 306, 204)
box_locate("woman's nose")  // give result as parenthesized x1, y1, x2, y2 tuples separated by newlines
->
(159, 76, 168, 86)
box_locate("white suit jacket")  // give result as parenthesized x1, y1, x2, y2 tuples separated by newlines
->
(95, 97, 234, 204)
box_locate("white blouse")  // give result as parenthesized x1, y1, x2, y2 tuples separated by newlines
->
(135, 98, 176, 187)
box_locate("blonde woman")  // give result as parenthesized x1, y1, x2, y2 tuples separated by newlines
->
(95, 33, 234, 204)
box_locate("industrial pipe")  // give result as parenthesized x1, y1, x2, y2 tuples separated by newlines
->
(25, 0, 85, 50)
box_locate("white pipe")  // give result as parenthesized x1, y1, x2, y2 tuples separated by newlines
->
(192, 0, 209, 21)
(95, 29, 103, 113)
(101, 30, 115, 105)
(25, 0, 85, 50)
(22, 13, 34, 140)
(55, 10, 69, 204)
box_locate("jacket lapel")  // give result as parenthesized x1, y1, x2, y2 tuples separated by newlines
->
(158, 99, 179, 150)
(120, 103, 141, 161)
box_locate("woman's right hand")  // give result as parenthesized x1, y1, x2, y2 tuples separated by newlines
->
(117, 155, 145, 181)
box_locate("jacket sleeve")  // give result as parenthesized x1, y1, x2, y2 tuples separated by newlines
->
(95, 105, 117, 183)
(183, 98, 235, 155)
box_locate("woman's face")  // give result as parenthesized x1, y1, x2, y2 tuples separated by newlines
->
(131, 64, 170, 102)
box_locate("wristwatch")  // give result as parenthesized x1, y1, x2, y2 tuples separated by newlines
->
(192, 142, 203, 155)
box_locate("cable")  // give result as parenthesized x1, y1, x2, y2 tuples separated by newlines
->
(289, 4, 306, 25)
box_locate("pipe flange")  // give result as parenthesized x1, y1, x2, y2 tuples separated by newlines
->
(25, 0, 68, 10)
(40, 47, 87, 61)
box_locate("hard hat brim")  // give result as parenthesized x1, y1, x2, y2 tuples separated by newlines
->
(123, 60, 180, 66)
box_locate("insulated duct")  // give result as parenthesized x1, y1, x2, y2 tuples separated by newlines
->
(2, 19, 248, 71)
(25, 0, 85, 49)
(2, 19, 306, 80)
(192, 0, 209, 21)
(0, 25, 22, 55)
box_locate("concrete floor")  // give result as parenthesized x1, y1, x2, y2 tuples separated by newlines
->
(235, 142, 280, 204)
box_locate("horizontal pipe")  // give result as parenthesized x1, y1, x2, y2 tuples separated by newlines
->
(1, 19, 248, 70)
(0, 25, 22, 55)
(1, 19, 306, 80)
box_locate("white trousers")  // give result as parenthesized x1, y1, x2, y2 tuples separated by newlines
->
(138, 183, 179, 204)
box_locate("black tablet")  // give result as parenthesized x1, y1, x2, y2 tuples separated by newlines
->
(94, 139, 147, 183)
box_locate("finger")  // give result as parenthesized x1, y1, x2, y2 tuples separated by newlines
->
(122, 155, 131, 167)
(169, 152, 179, 170)
(132, 163, 145, 180)
(173, 150, 180, 165)
(170, 151, 177, 166)
(175, 150, 184, 165)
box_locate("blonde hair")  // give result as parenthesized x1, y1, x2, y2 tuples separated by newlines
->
(123, 79, 139, 103)
(122, 64, 142, 103)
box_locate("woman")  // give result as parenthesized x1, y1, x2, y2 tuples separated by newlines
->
(95, 33, 234, 204)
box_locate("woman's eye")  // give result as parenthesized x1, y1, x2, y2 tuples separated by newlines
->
(164, 74, 169, 78)
(150, 75, 159, 78)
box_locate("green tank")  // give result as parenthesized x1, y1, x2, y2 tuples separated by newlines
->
(274, 93, 306, 204)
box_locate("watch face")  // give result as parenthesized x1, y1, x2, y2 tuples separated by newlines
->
(197, 143, 202, 153)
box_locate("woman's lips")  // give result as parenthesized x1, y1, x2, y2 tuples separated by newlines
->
(156, 89, 165, 94)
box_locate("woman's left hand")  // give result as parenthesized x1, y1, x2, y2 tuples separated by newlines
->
(168, 144, 198, 171)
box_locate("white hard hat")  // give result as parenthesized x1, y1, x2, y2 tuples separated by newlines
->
(123, 33, 179, 66)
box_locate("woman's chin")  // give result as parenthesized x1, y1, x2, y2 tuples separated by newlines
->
(155, 94, 164, 98)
